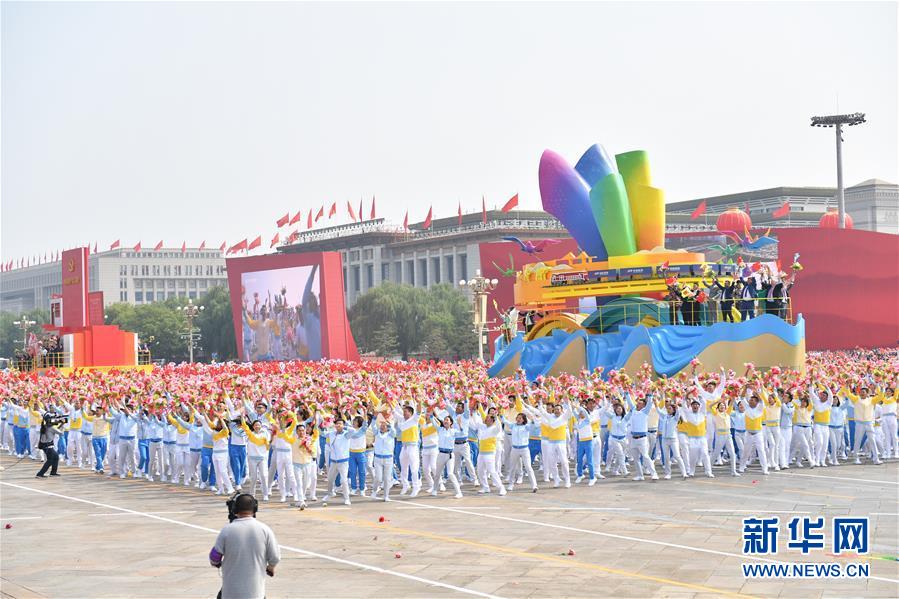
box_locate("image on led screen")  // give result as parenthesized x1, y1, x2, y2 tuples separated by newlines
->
(240, 264, 321, 361)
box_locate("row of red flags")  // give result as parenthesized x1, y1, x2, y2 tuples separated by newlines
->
(2, 194, 523, 271)
(690, 200, 791, 220)
(273, 194, 520, 231)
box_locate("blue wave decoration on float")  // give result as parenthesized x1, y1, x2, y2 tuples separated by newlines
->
(490, 314, 805, 381)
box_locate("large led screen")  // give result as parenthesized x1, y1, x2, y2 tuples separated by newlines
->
(239, 264, 322, 361)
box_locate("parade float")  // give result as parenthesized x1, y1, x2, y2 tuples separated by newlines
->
(488, 144, 806, 380)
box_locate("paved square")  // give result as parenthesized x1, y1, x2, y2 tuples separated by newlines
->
(1, 456, 897, 598)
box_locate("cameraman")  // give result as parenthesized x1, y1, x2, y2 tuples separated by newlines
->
(209, 494, 280, 599)
(36, 413, 63, 478)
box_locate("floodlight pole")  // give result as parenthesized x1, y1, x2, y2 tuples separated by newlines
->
(834, 123, 845, 229)
(810, 112, 865, 229)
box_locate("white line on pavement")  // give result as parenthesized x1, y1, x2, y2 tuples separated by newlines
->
(402, 500, 899, 585)
(89, 511, 196, 517)
(0, 516, 43, 520)
(692, 509, 811, 514)
(777, 471, 899, 486)
(870, 513, 899, 516)
(0, 481, 503, 599)
(527, 507, 630, 511)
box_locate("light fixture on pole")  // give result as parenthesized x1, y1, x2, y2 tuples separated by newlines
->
(13, 318, 37, 349)
(458, 269, 498, 362)
(810, 112, 866, 229)
(176, 299, 204, 363)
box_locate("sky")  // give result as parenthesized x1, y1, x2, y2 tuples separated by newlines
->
(2, 1, 896, 261)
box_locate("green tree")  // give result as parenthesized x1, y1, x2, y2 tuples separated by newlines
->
(370, 322, 400, 357)
(197, 285, 238, 361)
(348, 283, 477, 360)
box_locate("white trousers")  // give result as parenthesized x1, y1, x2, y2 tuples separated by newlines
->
(628, 435, 657, 478)
(248, 456, 270, 497)
(372, 456, 394, 499)
(148, 441, 165, 477)
(790, 426, 814, 466)
(739, 431, 768, 473)
(421, 448, 438, 492)
(813, 424, 830, 466)
(185, 450, 201, 484)
(435, 451, 462, 495)
(882, 415, 898, 458)
(764, 426, 781, 469)
(688, 436, 713, 477)
(452, 442, 477, 483)
(714, 432, 737, 474)
(399, 444, 421, 491)
(325, 461, 350, 501)
(545, 442, 570, 485)
(606, 436, 627, 475)
(661, 437, 687, 477)
(507, 447, 537, 489)
(476, 452, 505, 493)
(779, 427, 792, 468)
(292, 463, 306, 503)
(118, 438, 137, 477)
(273, 451, 296, 500)
(677, 432, 692, 473)
(212, 451, 234, 494)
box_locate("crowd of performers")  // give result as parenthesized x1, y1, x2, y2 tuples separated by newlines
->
(2, 349, 896, 508)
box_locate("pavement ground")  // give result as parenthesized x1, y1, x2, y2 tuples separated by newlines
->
(1, 454, 897, 598)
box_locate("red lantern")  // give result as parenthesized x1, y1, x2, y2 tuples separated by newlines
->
(819, 208, 853, 229)
(715, 207, 752, 235)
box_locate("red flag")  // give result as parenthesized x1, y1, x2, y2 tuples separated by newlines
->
(230, 239, 248, 254)
(276, 213, 290, 227)
(328, 202, 337, 218)
(422, 206, 433, 230)
(751, 262, 761, 272)
(370, 196, 376, 219)
(690, 200, 707, 220)
(270, 232, 280, 248)
(110, 239, 120, 250)
(403, 210, 409, 231)
(133, 242, 142, 252)
(501, 193, 519, 213)
(307, 210, 313, 229)
(219, 241, 226, 252)
(315, 205, 324, 222)
(199, 240, 206, 250)
(481, 196, 487, 224)
(181, 241, 186, 253)
(248, 236, 262, 250)
(458, 202, 463, 225)
(289, 211, 301, 226)
(153, 240, 163, 251)
(772, 201, 791, 218)
(347, 201, 358, 222)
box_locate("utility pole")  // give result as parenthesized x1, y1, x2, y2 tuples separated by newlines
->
(811, 112, 866, 228)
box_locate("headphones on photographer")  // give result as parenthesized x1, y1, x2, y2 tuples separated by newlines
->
(226, 492, 258, 521)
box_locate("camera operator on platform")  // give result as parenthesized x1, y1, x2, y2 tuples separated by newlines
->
(35, 412, 64, 478)
(209, 493, 280, 599)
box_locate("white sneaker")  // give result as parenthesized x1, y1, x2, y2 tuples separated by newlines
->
(663, 473, 671, 480)
(499, 488, 507, 496)
(575, 475, 584, 484)
(650, 473, 659, 481)
(344, 499, 351, 506)
(454, 492, 463, 499)
(588, 478, 596, 486)
(410, 488, 420, 498)
(633, 475, 644, 481)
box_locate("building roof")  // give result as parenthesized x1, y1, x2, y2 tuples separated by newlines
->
(666, 186, 837, 212)
(848, 178, 896, 188)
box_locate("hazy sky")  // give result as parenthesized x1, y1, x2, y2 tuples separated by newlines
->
(2, 1, 896, 260)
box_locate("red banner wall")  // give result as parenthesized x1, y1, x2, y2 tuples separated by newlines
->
(61, 248, 89, 329)
(776, 228, 899, 350)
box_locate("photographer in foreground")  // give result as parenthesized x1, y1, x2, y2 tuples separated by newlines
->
(209, 494, 280, 599)
(35, 413, 64, 478)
